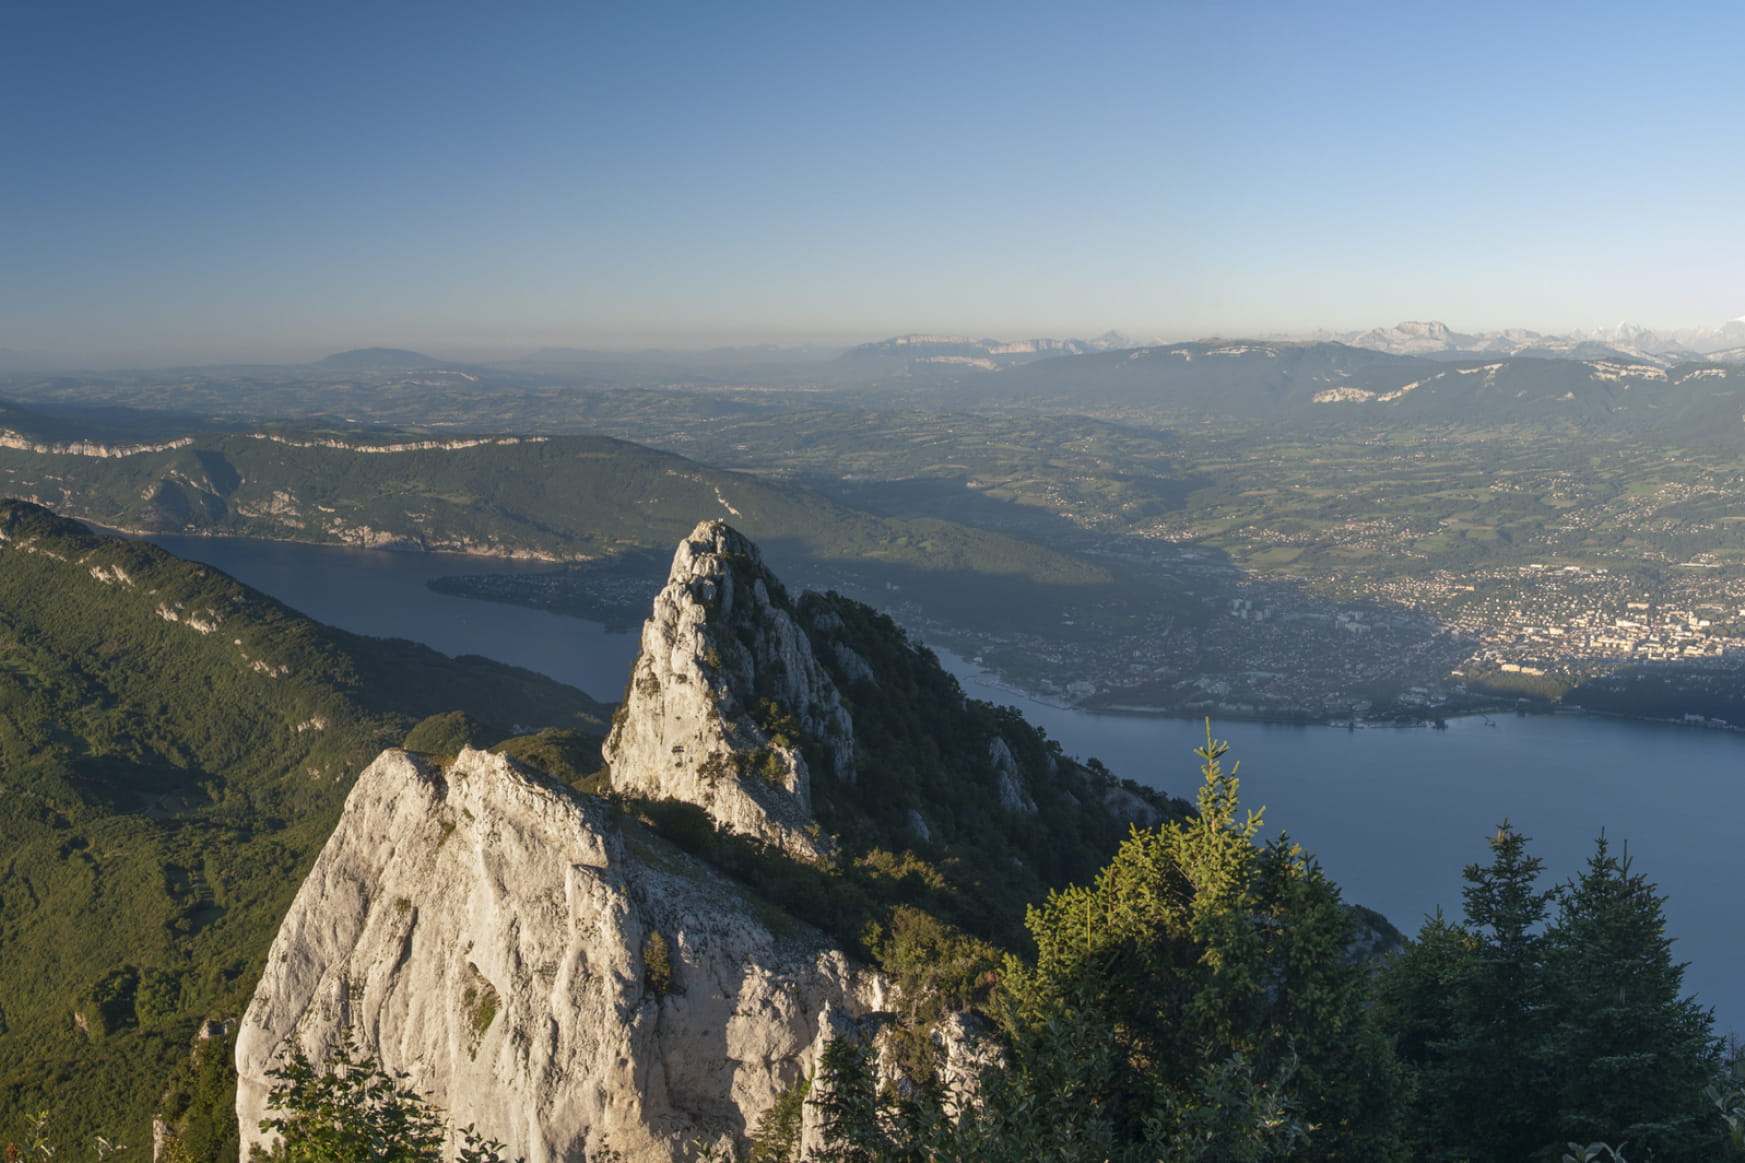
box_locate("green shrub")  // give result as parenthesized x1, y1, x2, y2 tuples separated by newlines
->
(642, 931, 674, 998)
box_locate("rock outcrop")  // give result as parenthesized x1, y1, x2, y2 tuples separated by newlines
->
(235, 747, 883, 1163)
(236, 521, 1180, 1163)
(603, 521, 853, 859)
(988, 737, 1036, 815)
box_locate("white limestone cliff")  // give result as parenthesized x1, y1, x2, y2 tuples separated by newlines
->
(234, 520, 1160, 1162)
(235, 747, 884, 1163)
(602, 521, 853, 859)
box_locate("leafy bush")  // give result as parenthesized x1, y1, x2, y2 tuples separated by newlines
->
(252, 1034, 516, 1163)
(641, 931, 674, 998)
(490, 729, 605, 793)
(402, 712, 494, 758)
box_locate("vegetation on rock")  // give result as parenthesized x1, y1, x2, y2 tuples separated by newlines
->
(251, 1035, 515, 1163)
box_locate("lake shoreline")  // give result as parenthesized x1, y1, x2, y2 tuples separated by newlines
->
(112, 530, 1745, 1036)
(103, 523, 1745, 740)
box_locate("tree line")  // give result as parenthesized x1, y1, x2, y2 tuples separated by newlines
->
(802, 731, 1726, 1162)
(226, 729, 1732, 1163)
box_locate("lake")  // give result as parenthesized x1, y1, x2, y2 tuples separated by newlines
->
(148, 535, 645, 703)
(149, 534, 1745, 1036)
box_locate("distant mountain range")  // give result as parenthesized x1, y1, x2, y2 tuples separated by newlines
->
(1578, 318, 1745, 354)
(1316, 319, 1745, 365)
(833, 320, 1745, 378)
(19, 319, 1745, 382)
(835, 331, 1153, 376)
(930, 338, 1745, 440)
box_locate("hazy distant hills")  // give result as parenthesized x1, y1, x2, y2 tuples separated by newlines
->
(0, 347, 81, 373)
(523, 343, 838, 367)
(11, 325, 1745, 443)
(934, 339, 1745, 438)
(953, 339, 1423, 412)
(13, 319, 1745, 384)
(836, 331, 1145, 377)
(315, 346, 450, 370)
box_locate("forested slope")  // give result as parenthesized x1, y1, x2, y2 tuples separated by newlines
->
(0, 501, 606, 1153)
(0, 429, 1105, 588)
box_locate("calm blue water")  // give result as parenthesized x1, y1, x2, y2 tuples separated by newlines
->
(149, 535, 1745, 1036)
(148, 535, 644, 702)
(940, 653, 1745, 1037)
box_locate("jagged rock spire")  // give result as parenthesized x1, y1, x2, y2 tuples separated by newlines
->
(603, 521, 853, 859)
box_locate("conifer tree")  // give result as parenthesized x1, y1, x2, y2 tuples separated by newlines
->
(1543, 834, 1718, 1159)
(993, 727, 1403, 1160)
(1435, 821, 1555, 1161)
(1372, 908, 1478, 1071)
(811, 1035, 889, 1163)
(1379, 826, 1721, 1163)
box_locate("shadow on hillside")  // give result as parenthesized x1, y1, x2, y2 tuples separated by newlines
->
(426, 504, 1469, 726)
(811, 471, 1214, 546)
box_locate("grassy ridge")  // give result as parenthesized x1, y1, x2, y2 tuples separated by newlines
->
(0, 501, 606, 1153)
(0, 430, 1107, 589)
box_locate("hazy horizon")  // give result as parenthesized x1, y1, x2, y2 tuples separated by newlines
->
(11, 310, 1745, 373)
(8, 0, 1744, 366)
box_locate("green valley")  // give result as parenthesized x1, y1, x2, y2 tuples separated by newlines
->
(7, 338, 1745, 725)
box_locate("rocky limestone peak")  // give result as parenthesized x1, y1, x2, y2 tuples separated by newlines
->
(603, 521, 853, 859)
(235, 746, 884, 1163)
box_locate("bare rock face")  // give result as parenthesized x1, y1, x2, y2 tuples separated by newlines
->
(988, 737, 1036, 815)
(235, 747, 883, 1163)
(603, 521, 853, 859)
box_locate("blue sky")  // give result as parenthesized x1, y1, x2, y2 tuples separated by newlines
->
(5, 0, 1744, 361)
